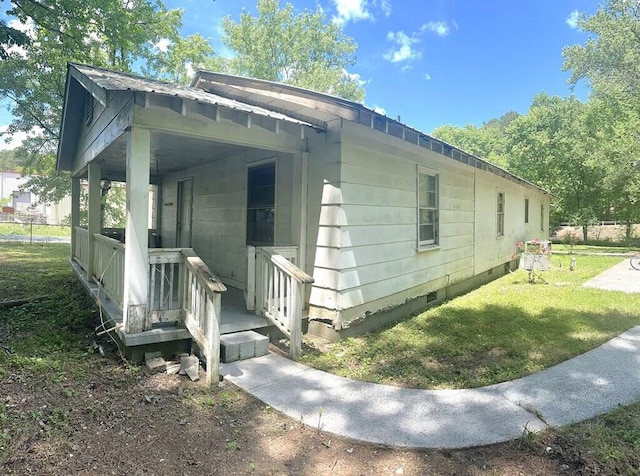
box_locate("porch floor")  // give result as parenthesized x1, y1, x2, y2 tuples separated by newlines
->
(71, 260, 271, 348)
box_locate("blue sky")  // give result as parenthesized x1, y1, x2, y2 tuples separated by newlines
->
(1, 0, 600, 148)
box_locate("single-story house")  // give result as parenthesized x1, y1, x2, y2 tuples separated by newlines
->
(57, 63, 550, 382)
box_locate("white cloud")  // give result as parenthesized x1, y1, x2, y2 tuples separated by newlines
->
(5, 18, 35, 58)
(0, 126, 29, 151)
(8, 18, 35, 37)
(332, 0, 373, 25)
(424, 73, 432, 80)
(566, 10, 580, 29)
(343, 69, 368, 87)
(373, 106, 386, 115)
(153, 38, 172, 53)
(383, 31, 422, 63)
(184, 62, 196, 79)
(377, 0, 392, 17)
(421, 21, 451, 37)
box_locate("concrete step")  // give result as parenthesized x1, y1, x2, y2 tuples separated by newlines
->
(220, 330, 269, 363)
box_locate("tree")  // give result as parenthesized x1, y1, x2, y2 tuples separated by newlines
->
(0, 0, 197, 204)
(142, 33, 221, 85)
(221, 0, 365, 102)
(563, 0, 640, 104)
(430, 112, 519, 168)
(505, 94, 606, 236)
(563, 0, 640, 237)
(0, 8, 29, 59)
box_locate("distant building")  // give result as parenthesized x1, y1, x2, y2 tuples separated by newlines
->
(0, 170, 71, 224)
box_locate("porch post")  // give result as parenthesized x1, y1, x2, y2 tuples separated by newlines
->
(70, 176, 80, 260)
(123, 126, 151, 333)
(298, 152, 309, 273)
(87, 163, 101, 280)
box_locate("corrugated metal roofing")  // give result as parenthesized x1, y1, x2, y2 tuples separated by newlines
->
(70, 63, 318, 128)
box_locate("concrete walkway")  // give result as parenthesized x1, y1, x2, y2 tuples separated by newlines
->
(222, 258, 640, 449)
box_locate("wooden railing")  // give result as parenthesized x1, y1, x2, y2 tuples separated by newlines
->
(71, 234, 226, 387)
(148, 249, 183, 323)
(93, 234, 125, 306)
(180, 249, 226, 386)
(73, 226, 89, 269)
(255, 247, 314, 359)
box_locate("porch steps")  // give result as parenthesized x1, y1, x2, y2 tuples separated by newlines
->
(220, 331, 269, 363)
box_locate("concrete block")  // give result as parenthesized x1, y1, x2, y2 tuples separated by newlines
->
(180, 355, 200, 381)
(254, 333, 269, 357)
(221, 331, 270, 363)
(145, 356, 166, 373)
(238, 339, 255, 360)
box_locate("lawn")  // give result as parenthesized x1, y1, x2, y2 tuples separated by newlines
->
(301, 253, 640, 389)
(3, 243, 640, 474)
(0, 222, 71, 238)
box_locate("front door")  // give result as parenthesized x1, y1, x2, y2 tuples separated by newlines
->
(176, 178, 193, 248)
(245, 162, 276, 309)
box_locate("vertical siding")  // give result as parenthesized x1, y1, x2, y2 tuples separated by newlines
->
(160, 149, 297, 290)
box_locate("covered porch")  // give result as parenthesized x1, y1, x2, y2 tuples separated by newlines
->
(58, 64, 316, 386)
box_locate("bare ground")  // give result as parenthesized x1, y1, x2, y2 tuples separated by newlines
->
(0, 344, 600, 476)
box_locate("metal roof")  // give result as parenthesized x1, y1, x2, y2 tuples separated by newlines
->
(70, 63, 317, 128)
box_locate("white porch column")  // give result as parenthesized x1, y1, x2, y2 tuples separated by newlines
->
(87, 163, 101, 280)
(123, 126, 151, 333)
(70, 176, 80, 261)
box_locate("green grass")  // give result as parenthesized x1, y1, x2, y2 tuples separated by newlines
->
(301, 254, 640, 389)
(546, 400, 640, 474)
(0, 243, 95, 375)
(0, 223, 71, 237)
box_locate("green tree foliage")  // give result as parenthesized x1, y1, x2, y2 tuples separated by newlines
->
(505, 94, 606, 234)
(143, 33, 221, 85)
(0, 149, 21, 171)
(430, 112, 519, 168)
(563, 0, 640, 236)
(563, 0, 640, 104)
(221, 0, 365, 102)
(0, 0, 195, 204)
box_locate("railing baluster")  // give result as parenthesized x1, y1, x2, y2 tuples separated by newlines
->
(169, 263, 176, 310)
(159, 263, 166, 310)
(149, 263, 156, 311)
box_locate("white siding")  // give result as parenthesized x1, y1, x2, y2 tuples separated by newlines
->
(307, 120, 551, 328)
(160, 149, 297, 289)
(308, 121, 477, 326)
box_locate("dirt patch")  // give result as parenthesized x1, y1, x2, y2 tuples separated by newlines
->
(0, 345, 601, 476)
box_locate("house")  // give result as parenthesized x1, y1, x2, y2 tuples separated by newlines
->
(57, 63, 550, 383)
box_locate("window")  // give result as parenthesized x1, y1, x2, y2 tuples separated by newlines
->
(247, 162, 275, 246)
(418, 168, 439, 247)
(524, 197, 529, 223)
(497, 191, 505, 236)
(540, 204, 545, 231)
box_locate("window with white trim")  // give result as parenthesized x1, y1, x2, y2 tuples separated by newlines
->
(418, 168, 439, 247)
(497, 191, 505, 236)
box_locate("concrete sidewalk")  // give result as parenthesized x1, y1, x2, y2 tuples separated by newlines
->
(582, 257, 640, 293)
(222, 259, 640, 449)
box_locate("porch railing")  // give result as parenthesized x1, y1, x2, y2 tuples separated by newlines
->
(72, 233, 225, 387)
(93, 234, 125, 306)
(254, 247, 314, 359)
(179, 248, 226, 387)
(73, 226, 89, 269)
